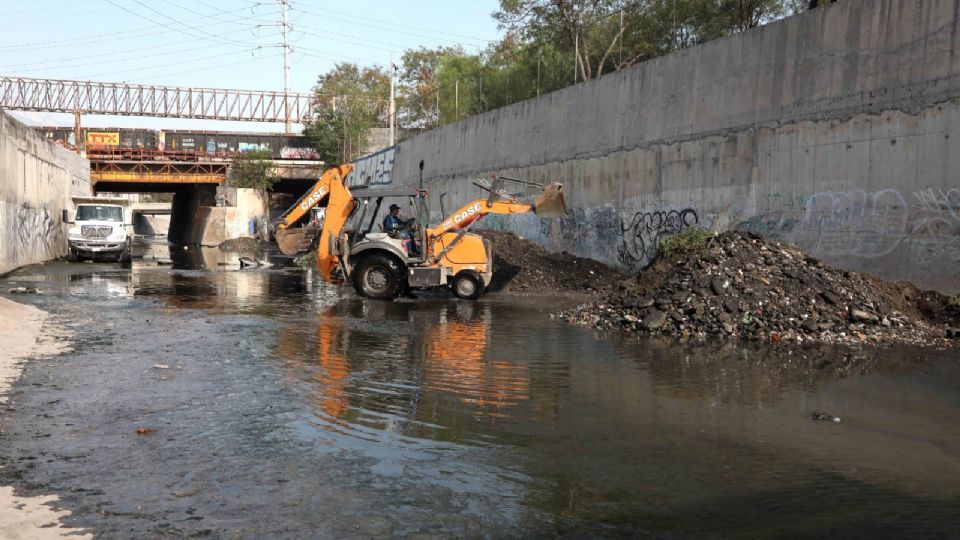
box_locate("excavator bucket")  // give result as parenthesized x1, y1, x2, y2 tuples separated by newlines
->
(533, 183, 569, 218)
(275, 224, 320, 256)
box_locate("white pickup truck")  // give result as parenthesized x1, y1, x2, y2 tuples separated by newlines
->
(64, 197, 133, 262)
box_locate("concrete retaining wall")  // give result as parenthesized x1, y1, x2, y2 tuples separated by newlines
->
(0, 111, 91, 274)
(387, 0, 960, 293)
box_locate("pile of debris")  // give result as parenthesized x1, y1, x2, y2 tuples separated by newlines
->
(558, 231, 960, 347)
(480, 231, 629, 294)
(219, 237, 268, 252)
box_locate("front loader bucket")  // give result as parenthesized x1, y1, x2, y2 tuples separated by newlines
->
(275, 225, 318, 256)
(533, 183, 569, 218)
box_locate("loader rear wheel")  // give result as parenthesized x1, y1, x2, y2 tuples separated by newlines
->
(452, 270, 484, 300)
(353, 253, 405, 300)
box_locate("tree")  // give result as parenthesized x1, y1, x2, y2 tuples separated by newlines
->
(303, 63, 390, 163)
(229, 150, 279, 190)
(494, 0, 792, 82)
(495, 0, 653, 81)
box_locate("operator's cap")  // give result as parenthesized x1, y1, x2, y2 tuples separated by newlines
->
(389, 204, 400, 210)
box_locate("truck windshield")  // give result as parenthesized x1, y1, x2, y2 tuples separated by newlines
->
(76, 205, 122, 222)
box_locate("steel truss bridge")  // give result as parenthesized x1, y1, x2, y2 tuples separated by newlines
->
(0, 76, 314, 123)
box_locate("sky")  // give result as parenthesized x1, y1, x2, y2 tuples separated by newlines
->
(0, 0, 504, 132)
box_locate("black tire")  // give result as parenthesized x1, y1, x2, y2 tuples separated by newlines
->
(452, 270, 485, 300)
(67, 248, 78, 263)
(352, 253, 405, 300)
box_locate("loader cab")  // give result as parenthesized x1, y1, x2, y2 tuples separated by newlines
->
(344, 188, 431, 264)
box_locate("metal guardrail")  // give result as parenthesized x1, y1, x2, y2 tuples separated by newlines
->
(0, 76, 313, 123)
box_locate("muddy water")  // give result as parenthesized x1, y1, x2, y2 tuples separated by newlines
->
(1, 247, 959, 538)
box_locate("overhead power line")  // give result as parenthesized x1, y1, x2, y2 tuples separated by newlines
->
(0, 6, 277, 52)
(0, 32, 272, 72)
(293, 4, 494, 45)
(102, 0, 273, 49)
(73, 48, 265, 80)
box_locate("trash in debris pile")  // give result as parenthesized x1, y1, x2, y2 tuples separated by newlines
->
(136, 428, 156, 435)
(810, 412, 842, 423)
(558, 231, 960, 348)
(7, 286, 39, 294)
(478, 231, 629, 293)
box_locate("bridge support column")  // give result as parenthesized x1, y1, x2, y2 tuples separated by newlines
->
(168, 185, 217, 244)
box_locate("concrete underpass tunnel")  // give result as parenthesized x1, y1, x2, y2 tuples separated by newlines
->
(93, 182, 215, 244)
(95, 178, 316, 246)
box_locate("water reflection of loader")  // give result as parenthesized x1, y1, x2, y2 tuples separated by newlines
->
(417, 303, 530, 420)
(276, 301, 531, 434)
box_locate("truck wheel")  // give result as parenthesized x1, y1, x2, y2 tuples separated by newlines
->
(353, 254, 405, 300)
(67, 248, 78, 263)
(452, 270, 485, 300)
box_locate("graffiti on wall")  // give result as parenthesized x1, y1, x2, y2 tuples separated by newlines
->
(9, 203, 62, 263)
(793, 187, 960, 259)
(280, 147, 321, 160)
(795, 189, 908, 258)
(617, 208, 700, 269)
(348, 145, 396, 187)
(912, 188, 960, 238)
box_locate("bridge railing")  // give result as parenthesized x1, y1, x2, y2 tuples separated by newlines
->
(0, 76, 314, 123)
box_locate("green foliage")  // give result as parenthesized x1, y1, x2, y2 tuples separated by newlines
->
(303, 63, 390, 163)
(229, 150, 279, 190)
(949, 296, 960, 308)
(658, 227, 714, 258)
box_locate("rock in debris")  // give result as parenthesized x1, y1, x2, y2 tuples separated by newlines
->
(801, 318, 819, 333)
(850, 309, 880, 324)
(710, 278, 729, 296)
(642, 310, 668, 330)
(947, 328, 960, 339)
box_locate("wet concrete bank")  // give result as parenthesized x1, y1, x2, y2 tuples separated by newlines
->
(0, 254, 959, 537)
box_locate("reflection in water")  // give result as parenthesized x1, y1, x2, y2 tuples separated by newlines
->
(276, 301, 533, 442)
(642, 338, 918, 408)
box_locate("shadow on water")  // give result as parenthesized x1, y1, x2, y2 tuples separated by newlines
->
(2, 257, 959, 537)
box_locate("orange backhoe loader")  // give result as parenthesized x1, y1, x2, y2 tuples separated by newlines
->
(327, 176, 568, 300)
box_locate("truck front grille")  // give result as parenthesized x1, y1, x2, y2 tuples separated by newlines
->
(81, 226, 112, 238)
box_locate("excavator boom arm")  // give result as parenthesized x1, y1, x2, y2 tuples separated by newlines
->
(276, 164, 353, 230)
(428, 200, 534, 237)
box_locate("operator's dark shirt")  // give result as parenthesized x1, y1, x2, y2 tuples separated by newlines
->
(383, 214, 405, 233)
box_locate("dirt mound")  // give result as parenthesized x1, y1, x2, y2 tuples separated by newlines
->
(560, 231, 960, 347)
(480, 231, 629, 294)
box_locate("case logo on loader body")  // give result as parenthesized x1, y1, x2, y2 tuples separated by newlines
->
(300, 186, 328, 211)
(442, 202, 483, 230)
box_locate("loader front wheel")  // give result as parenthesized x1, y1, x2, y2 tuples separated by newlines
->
(452, 270, 484, 300)
(354, 253, 405, 300)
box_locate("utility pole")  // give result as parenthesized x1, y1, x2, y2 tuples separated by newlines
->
(389, 52, 395, 146)
(672, 0, 678, 51)
(73, 110, 81, 155)
(536, 50, 541, 96)
(619, 9, 624, 67)
(574, 31, 579, 84)
(281, 0, 291, 133)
